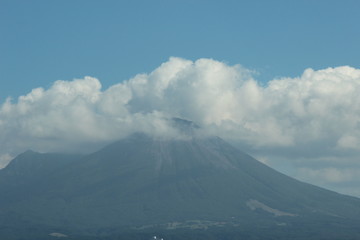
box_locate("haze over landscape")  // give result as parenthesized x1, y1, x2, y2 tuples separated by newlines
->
(1, 0, 360, 239)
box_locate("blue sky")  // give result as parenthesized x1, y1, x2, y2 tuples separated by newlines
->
(1, 0, 360, 197)
(1, 0, 359, 100)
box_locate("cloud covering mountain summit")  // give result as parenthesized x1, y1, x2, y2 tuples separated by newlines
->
(1, 57, 360, 196)
(2, 58, 360, 153)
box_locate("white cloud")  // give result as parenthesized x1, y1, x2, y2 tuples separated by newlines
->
(336, 135, 360, 149)
(0, 154, 13, 169)
(2, 57, 360, 154)
(1, 57, 360, 196)
(295, 167, 360, 197)
(297, 167, 360, 183)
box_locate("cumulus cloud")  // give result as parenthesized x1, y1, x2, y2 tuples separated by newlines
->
(0, 154, 13, 169)
(295, 166, 360, 197)
(297, 167, 360, 184)
(1, 56, 360, 197)
(0, 76, 178, 160)
(1, 57, 360, 155)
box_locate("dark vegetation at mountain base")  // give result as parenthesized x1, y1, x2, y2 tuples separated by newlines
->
(1, 123, 360, 239)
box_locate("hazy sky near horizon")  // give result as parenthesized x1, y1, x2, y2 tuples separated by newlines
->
(1, 0, 360, 197)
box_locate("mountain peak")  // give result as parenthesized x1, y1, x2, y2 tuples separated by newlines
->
(169, 117, 200, 137)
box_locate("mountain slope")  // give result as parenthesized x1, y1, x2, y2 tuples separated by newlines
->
(0, 133, 360, 239)
(0, 151, 81, 205)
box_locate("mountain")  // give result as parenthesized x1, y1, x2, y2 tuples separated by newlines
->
(1, 131, 360, 239)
